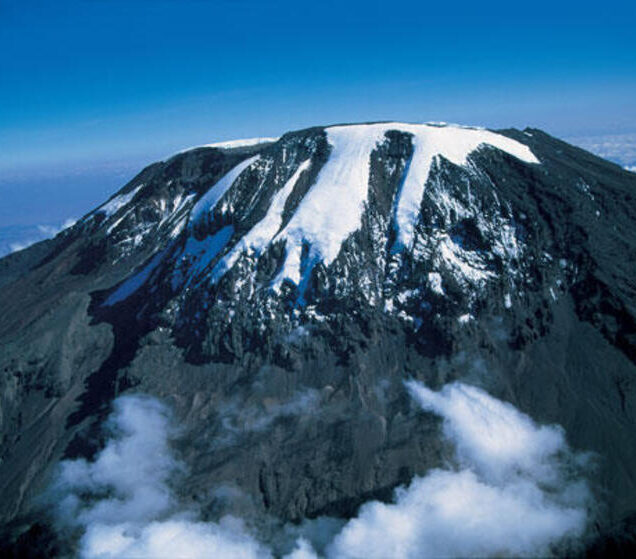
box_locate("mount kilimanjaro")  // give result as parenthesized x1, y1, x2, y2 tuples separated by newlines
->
(1, 122, 635, 556)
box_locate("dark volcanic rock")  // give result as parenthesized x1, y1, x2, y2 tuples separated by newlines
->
(1, 123, 635, 554)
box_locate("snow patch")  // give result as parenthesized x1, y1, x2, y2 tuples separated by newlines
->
(104, 250, 167, 306)
(492, 223, 522, 261)
(176, 225, 235, 287)
(168, 123, 538, 294)
(98, 184, 144, 217)
(180, 137, 279, 154)
(427, 272, 444, 295)
(211, 159, 312, 282)
(189, 156, 259, 227)
(272, 125, 392, 287)
(436, 234, 494, 286)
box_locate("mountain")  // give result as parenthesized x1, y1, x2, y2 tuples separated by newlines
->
(1, 122, 635, 556)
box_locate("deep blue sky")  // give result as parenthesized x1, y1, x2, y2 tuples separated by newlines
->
(1, 0, 635, 226)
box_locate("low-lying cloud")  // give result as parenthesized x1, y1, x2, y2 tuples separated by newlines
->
(217, 389, 321, 441)
(568, 132, 636, 168)
(324, 382, 592, 558)
(0, 218, 76, 257)
(49, 395, 269, 558)
(49, 382, 594, 558)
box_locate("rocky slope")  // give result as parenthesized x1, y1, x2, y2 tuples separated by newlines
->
(1, 122, 635, 555)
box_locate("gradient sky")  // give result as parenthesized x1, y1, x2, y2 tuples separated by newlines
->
(1, 0, 635, 226)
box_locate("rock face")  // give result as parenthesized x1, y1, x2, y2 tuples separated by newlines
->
(1, 122, 636, 550)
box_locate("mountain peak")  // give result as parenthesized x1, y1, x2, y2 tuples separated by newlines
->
(2, 121, 636, 555)
(98, 122, 541, 313)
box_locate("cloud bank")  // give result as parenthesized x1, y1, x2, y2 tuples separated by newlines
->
(0, 218, 76, 257)
(50, 395, 270, 559)
(50, 383, 593, 558)
(324, 382, 592, 558)
(568, 132, 636, 168)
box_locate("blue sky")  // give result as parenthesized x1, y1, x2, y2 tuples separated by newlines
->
(1, 0, 635, 227)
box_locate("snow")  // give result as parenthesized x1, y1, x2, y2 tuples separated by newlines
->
(189, 156, 259, 226)
(204, 137, 279, 149)
(458, 313, 473, 324)
(180, 137, 278, 154)
(437, 234, 494, 285)
(397, 289, 418, 304)
(271, 122, 538, 288)
(504, 294, 512, 309)
(428, 272, 445, 295)
(272, 125, 393, 287)
(106, 212, 130, 234)
(180, 225, 235, 284)
(170, 217, 187, 238)
(104, 249, 166, 306)
(211, 159, 312, 281)
(98, 184, 144, 217)
(161, 193, 196, 231)
(492, 224, 522, 261)
(390, 123, 539, 251)
(174, 122, 538, 293)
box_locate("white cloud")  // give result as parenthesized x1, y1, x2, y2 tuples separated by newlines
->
(80, 517, 270, 559)
(49, 383, 593, 558)
(322, 382, 592, 559)
(217, 389, 322, 439)
(1, 218, 76, 257)
(51, 395, 177, 528)
(7, 240, 36, 254)
(37, 218, 76, 238)
(407, 381, 572, 484)
(285, 538, 321, 559)
(568, 132, 636, 167)
(50, 394, 271, 559)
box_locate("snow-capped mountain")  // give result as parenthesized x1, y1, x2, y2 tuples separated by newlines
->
(101, 123, 537, 309)
(68, 123, 546, 356)
(1, 122, 636, 555)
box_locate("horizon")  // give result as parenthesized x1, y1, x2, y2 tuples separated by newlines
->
(1, 0, 635, 235)
(2, 119, 634, 257)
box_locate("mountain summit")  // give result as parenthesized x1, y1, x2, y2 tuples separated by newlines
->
(1, 122, 635, 555)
